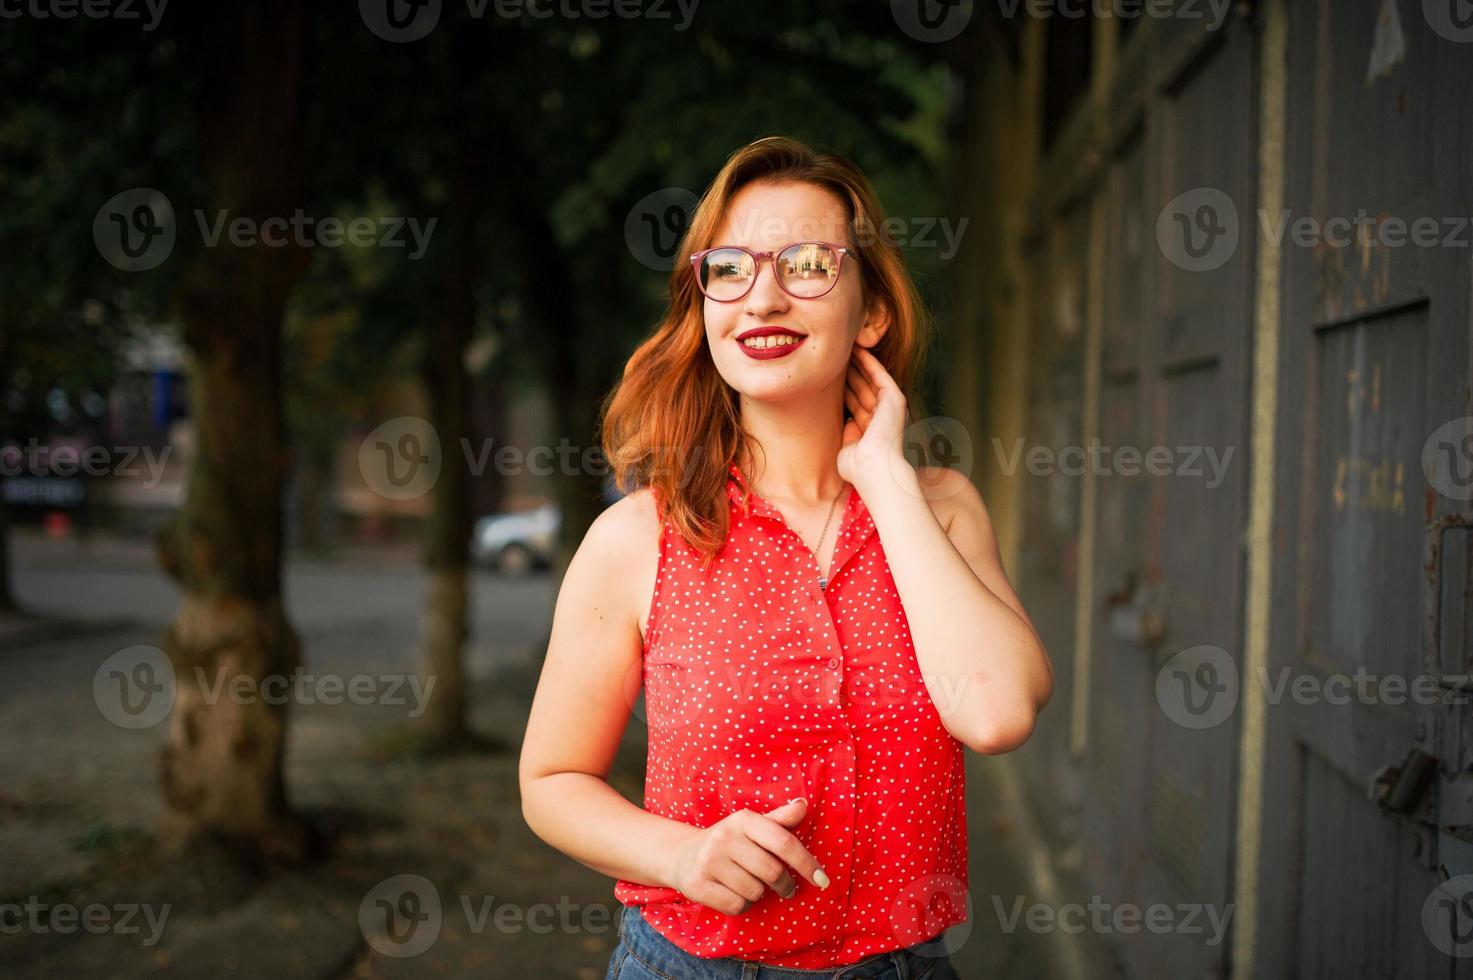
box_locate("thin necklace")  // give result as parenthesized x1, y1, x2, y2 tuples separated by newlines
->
(742, 464, 847, 588)
(813, 483, 846, 590)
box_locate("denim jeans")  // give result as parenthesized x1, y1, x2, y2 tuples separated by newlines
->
(604, 903, 963, 980)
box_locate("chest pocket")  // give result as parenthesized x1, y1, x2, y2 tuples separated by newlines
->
(642, 641, 710, 736)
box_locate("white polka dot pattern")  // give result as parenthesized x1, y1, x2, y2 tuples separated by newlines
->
(612, 462, 970, 969)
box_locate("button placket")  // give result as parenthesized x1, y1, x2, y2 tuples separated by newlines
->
(811, 586, 846, 684)
(806, 582, 857, 940)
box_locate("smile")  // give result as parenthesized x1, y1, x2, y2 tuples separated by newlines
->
(737, 329, 807, 360)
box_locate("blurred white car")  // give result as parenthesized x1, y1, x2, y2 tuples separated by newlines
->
(470, 503, 559, 575)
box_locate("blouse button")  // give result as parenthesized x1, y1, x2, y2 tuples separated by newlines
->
(826, 657, 840, 670)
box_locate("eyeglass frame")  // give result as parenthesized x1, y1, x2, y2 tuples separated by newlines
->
(688, 241, 854, 302)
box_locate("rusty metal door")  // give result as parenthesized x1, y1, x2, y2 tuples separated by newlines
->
(1253, 2, 1473, 976)
(1083, 14, 1258, 978)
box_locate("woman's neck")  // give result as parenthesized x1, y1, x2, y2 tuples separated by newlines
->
(736, 392, 847, 506)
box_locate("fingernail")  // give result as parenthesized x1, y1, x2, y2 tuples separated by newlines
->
(790, 797, 806, 806)
(814, 869, 830, 889)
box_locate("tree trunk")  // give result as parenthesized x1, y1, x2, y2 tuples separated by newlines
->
(547, 375, 607, 584)
(506, 195, 609, 586)
(416, 150, 476, 749)
(156, 0, 311, 863)
(418, 564, 468, 744)
(0, 322, 14, 614)
(0, 483, 15, 614)
(294, 455, 334, 553)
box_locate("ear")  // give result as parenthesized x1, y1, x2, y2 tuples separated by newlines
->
(856, 293, 892, 349)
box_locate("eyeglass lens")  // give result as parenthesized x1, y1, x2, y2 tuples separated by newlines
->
(698, 243, 841, 300)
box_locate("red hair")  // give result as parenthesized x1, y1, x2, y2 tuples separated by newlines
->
(599, 135, 933, 563)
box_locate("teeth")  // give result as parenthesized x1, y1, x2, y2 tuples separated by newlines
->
(742, 334, 801, 349)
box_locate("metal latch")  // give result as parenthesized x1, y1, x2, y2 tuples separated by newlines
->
(1369, 748, 1438, 815)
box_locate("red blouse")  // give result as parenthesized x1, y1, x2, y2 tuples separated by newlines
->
(613, 462, 970, 969)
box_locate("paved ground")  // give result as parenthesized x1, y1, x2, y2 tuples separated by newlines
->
(0, 529, 1080, 979)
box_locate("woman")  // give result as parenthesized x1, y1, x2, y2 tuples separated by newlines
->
(520, 135, 1054, 979)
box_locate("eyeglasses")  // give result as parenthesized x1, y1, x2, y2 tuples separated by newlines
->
(689, 241, 852, 302)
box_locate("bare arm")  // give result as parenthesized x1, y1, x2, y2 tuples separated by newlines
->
(843, 346, 1055, 755)
(518, 489, 827, 912)
(883, 465, 1055, 753)
(518, 489, 695, 888)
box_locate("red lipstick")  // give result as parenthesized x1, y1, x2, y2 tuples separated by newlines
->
(736, 326, 807, 360)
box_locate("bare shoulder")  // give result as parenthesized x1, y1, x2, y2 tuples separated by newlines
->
(914, 465, 991, 537)
(583, 485, 661, 549)
(571, 486, 662, 639)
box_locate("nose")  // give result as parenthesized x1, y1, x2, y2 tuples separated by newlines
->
(741, 255, 791, 318)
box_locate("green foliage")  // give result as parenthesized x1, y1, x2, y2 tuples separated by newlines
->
(2, 2, 957, 465)
(0, 20, 202, 438)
